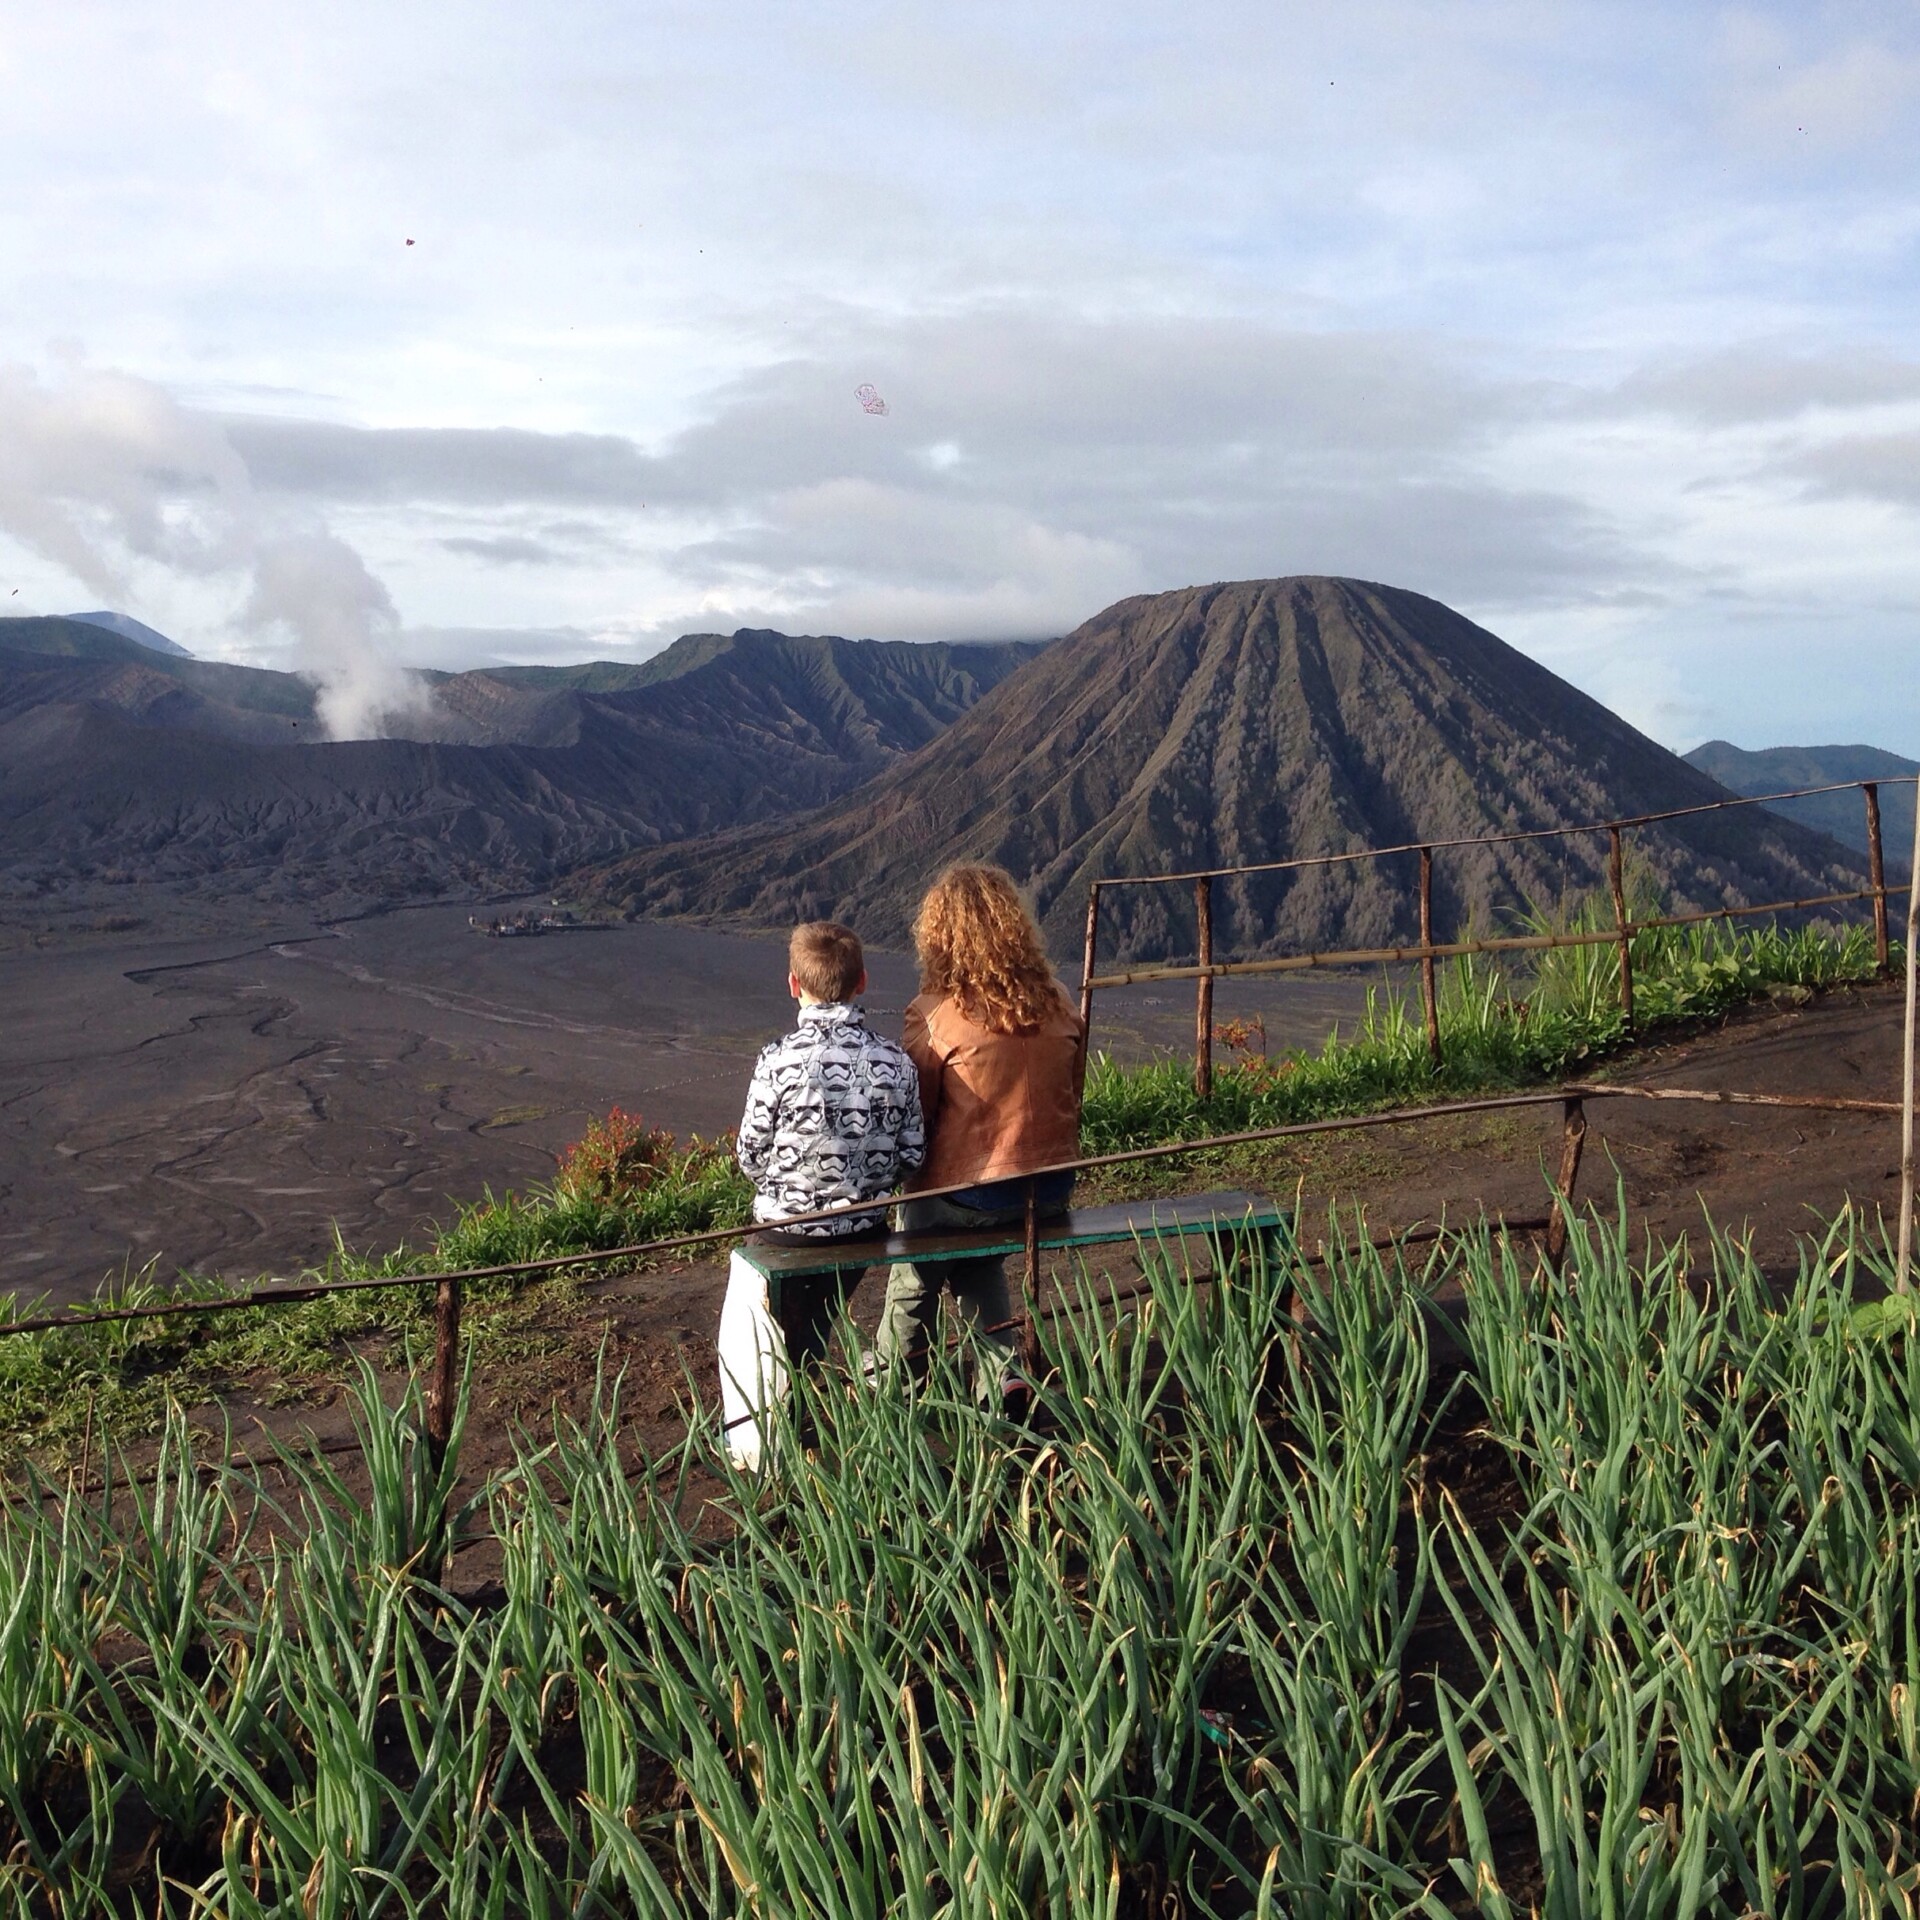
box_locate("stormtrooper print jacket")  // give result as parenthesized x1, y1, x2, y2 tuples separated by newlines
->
(735, 1003, 926, 1236)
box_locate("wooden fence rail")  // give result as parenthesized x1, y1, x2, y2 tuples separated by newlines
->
(1078, 774, 1919, 1100)
(5, 1080, 1911, 1463)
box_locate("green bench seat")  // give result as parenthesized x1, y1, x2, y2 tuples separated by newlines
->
(737, 1189, 1290, 1310)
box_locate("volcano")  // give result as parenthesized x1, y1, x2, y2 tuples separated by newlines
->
(585, 577, 1868, 960)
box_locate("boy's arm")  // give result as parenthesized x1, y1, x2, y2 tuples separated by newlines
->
(896, 1055, 926, 1175)
(735, 1045, 780, 1181)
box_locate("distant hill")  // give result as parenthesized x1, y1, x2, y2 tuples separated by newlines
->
(0, 628, 1045, 911)
(1, 616, 175, 664)
(420, 631, 1049, 751)
(1684, 741, 1916, 878)
(476, 632, 741, 694)
(68, 610, 192, 657)
(584, 577, 1869, 960)
(1, 617, 320, 742)
(0, 617, 1044, 750)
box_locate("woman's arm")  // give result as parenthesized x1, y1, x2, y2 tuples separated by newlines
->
(902, 997, 945, 1138)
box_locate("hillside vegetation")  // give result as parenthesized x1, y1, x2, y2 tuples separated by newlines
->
(588, 577, 1866, 958)
(1, 1203, 1915, 1911)
(1684, 738, 1917, 874)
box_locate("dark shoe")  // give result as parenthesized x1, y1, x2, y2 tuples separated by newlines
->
(997, 1366, 1035, 1423)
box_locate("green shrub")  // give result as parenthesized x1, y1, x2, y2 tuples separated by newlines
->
(552, 1104, 678, 1200)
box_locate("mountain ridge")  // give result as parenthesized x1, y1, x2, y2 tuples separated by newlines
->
(68, 610, 193, 657)
(584, 577, 1869, 959)
(0, 616, 1046, 748)
(0, 628, 1046, 912)
(1684, 740, 1917, 876)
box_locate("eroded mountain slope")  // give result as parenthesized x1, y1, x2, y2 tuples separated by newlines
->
(0, 628, 1045, 911)
(588, 577, 1866, 958)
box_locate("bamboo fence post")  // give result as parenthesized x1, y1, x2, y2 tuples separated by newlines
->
(425, 1275, 462, 1465)
(1194, 875, 1215, 1101)
(1898, 777, 1919, 1294)
(1865, 783, 1890, 972)
(1418, 845, 1441, 1068)
(1608, 825, 1635, 1032)
(1020, 1178, 1043, 1373)
(1078, 883, 1100, 1045)
(1544, 1096, 1588, 1271)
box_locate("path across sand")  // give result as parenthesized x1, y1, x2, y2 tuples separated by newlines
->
(10, 970, 1909, 1538)
(167, 975, 1910, 1514)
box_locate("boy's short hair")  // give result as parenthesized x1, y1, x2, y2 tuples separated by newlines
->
(790, 921, 865, 1002)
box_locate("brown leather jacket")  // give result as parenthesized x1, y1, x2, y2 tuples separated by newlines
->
(902, 988, 1086, 1191)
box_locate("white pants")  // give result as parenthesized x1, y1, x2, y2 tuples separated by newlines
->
(716, 1252, 789, 1471)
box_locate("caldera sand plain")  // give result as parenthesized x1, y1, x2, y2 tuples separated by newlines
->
(1, 881, 1911, 1502)
(0, 893, 1375, 1310)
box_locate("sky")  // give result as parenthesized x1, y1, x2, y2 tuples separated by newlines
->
(1, 0, 1918, 750)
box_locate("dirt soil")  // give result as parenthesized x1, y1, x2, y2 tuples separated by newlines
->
(120, 972, 1909, 1601)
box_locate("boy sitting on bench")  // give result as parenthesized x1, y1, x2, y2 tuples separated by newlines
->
(717, 921, 924, 1469)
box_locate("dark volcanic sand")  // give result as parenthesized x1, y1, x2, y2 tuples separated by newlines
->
(16, 883, 1899, 1335)
(7, 920, 1910, 1540)
(0, 900, 1371, 1308)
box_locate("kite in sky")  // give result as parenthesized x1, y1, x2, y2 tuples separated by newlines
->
(854, 383, 890, 416)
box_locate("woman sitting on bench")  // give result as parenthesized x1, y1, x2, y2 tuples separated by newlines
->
(873, 863, 1087, 1402)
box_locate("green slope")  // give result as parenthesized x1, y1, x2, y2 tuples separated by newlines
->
(1684, 740, 1917, 874)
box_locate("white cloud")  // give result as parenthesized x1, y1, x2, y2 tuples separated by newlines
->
(1606, 348, 1920, 426)
(1, 0, 1917, 753)
(1792, 430, 1920, 508)
(400, 624, 594, 671)
(1714, 13, 1920, 154)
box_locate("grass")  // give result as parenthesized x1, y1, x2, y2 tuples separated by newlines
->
(2, 1204, 1917, 1913)
(0, 1132, 751, 1466)
(0, 896, 1889, 1467)
(1079, 901, 1887, 1152)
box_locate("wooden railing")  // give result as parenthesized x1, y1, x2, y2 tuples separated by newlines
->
(1076, 775, 1919, 1100)
(5, 1082, 1911, 1465)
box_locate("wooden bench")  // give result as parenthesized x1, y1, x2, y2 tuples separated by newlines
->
(736, 1189, 1291, 1317)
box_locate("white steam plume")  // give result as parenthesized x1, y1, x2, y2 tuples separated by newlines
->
(0, 359, 432, 740)
(242, 534, 431, 740)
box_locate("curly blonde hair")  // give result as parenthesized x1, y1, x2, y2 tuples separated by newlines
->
(913, 864, 1066, 1034)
